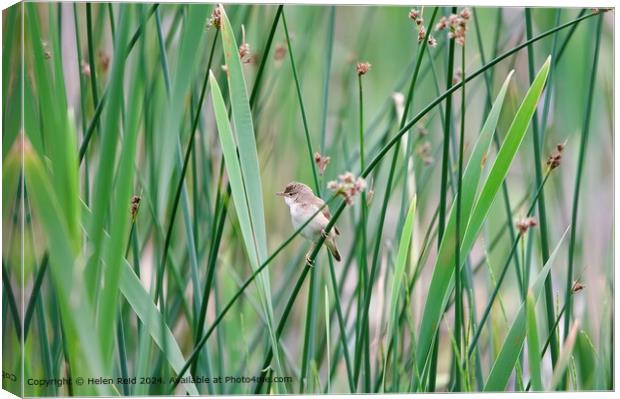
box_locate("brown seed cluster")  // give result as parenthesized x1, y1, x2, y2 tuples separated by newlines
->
(516, 217, 537, 235)
(409, 8, 438, 48)
(208, 5, 222, 29)
(546, 143, 565, 170)
(327, 172, 367, 205)
(313, 152, 331, 175)
(436, 8, 471, 46)
(42, 41, 52, 59)
(571, 280, 585, 293)
(81, 60, 91, 77)
(356, 62, 372, 76)
(99, 51, 110, 73)
(274, 43, 287, 61)
(452, 68, 463, 84)
(239, 25, 252, 64)
(416, 141, 434, 165)
(130, 195, 141, 220)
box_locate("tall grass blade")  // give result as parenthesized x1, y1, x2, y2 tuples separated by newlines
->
(79, 202, 199, 395)
(24, 149, 107, 395)
(484, 228, 569, 391)
(526, 291, 543, 391)
(415, 70, 516, 375)
(383, 196, 416, 388)
(209, 58, 283, 384)
(92, 6, 135, 365)
(155, 4, 209, 211)
(550, 320, 581, 389)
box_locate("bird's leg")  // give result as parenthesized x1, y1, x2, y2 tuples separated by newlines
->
(321, 228, 329, 239)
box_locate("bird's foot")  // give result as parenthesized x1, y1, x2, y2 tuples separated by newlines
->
(321, 229, 329, 239)
(305, 254, 315, 268)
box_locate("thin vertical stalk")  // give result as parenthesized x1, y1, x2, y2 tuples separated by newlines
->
(472, 8, 524, 297)
(320, 7, 336, 153)
(453, 41, 466, 391)
(563, 13, 603, 385)
(431, 6, 457, 391)
(524, 8, 558, 368)
(282, 10, 320, 192)
(357, 69, 371, 392)
(281, 8, 323, 392)
(467, 170, 552, 359)
(359, 7, 438, 392)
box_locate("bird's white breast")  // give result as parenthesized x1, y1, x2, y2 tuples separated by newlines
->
(287, 200, 323, 240)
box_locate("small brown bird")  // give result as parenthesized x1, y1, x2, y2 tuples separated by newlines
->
(276, 182, 341, 263)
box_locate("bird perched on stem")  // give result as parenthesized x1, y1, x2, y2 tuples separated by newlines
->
(276, 182, 341, 265)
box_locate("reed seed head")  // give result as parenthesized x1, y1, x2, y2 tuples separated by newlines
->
(546, 142, 565, 170)
(274, 43, 287, 61)
(356, 62, 372, 75)
(81, 60, 91, 77)
(436, 8, 471, 46)
(99, 51, 110, 73)
(208, 5, 222, 29)
(130, 195, 141, 220)
(417, 25, 427, 44)
(516, 217, 537, 235)
(428, 34, 438, 48)
(572, 280, 585, 293)
(328, 172, 367, 205)
(313, 152, 331, 174)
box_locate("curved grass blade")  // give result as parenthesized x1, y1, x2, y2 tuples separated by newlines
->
(79, 201, 199, 395)
(218, 6, 284, 384)
(209, 68, 283, 385)
(484, 228, 569, 391)
(382, 196, 416, 389)
(119, 264, 200, 395)
(415, 69, 517, 375)
(526, 291, 543, 391)
(550, 319, 581, 389)
(24, 148, 108, 396)
(155, 4, 209, 211)
(92, 6, 137, 366)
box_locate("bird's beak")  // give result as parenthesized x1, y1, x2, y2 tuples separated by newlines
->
(276, 191, 285, 196)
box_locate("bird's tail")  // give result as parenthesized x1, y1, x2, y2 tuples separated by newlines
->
(326, 238, 341, 262)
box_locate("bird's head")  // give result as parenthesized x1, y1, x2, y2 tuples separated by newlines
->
(276, 181, 312, 204)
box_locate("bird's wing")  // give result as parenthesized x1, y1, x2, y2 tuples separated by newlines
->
(312, 197, 340, 235)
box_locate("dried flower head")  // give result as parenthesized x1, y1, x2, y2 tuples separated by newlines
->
(435, 16, 449, 31)
(366, 188, 374, 205)
(409, 9, 421, 22)
(436, 8, 470, 46)
(417, 25, 427, 44)
(239, 42, 251, 63)
(459, 7, 471, 20)
(81, 60, 91, 77)
(546, 142, 565, 170)
(130, 195, 141, 220)
(516, 217, 537, 235)
(591, 8, 612, 14)
(274, 43, 287, 61)
(99, 51, 110, 73)
(314, 152, 331, 175)
(452, 68, 463, 84)
(356, 62, 372, 76)
(571, 280, 585, 293)
(327, 172, 367, 205)
(416, 141, 434, 165)
(207, 5, 222, 29)
(239, 25, 252, 63)
(427, 34, 438, 48)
